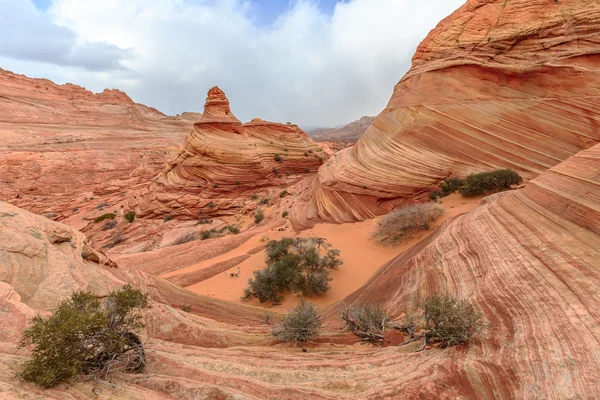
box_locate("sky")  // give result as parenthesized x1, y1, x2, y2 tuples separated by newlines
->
(0, 0, 465, 128)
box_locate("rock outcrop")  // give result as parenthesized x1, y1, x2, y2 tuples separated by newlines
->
(292, 0, 600, 228)
(0, 69, 195, 219)
(135, 87, 327, 218)
(328, 143, 600, 399)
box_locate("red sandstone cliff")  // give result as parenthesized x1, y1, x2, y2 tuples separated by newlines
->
(292, 0, 600, 228)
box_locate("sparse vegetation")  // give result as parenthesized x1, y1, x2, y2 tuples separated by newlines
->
(440, 177, 465, 195)
(282, 211, 289, 218)
(274, 154, 283, 162)
(279, 190, 289, 198)
(18, 285, 149, 388)
(373, 203, 443, 246)
(235, 180, 241, 185)
(101, 220, 117, 231)
(227, 225, 241, 234)
(420, 295, 483, 349)
(271, 300, 321, 343)
(459, 169, 523, 197)
(124, 211, 136, 223)
(104, 233, 125, 248)
(254, 209, 265, 224)
(251, 195, 259, 201)
(429, 190, 444, 201)
(181, 305, 192, 313)
(341, 304, 392, 345)
(242, 237, 342, 304)
(96, 202, 109, 210)
(200, 227, 227, 240)
(94, 213, 116, 223)
(173, 231, 198, 245)
(259, 197, 270, 205)
(164, 215, 173, 222)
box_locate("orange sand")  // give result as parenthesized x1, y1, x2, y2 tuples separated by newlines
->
(163, 194, 482, 312)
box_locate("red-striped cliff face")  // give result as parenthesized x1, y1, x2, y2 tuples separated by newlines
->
(292, 0, 600, 228)
(135, 87, 327, 219)
(327, 143, 600, 398)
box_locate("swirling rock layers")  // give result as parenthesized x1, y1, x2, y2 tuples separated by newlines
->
(136, 87, 327, 218)
(293, 0, 600, 228)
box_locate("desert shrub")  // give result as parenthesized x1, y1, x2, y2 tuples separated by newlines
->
(341, 304, 392, 344)
(96, 202, 109, 210)
(104, 233, 125, 249)
(200, 228, 227, 241)
(227, 225, 241, 234)
(439, 177, 465, 195)
(164, 215, 173, 222)
(459, 169, 522, 197)
(429, 190, 444, 201)
(271, 300, 321, 343)
(243, 237, 342, 303)
(19, 285, 149, 388)
(259, 197, 270, 205)
(101, 220, 117, 231)
(181, 305, 191, 313)
(373, 203, 443, 245)
(274, 154, 283, 162)
(235, 180, 241, 185)
(94, 213, 116, 223)
(207, 202, 215, 208)
(422, 295, 483, 348)
(173, 231, 198, 245)
(251, 195, 259, 201)
(124, 211, 136, 223)
(254, 209, 265, 224)
(279, 190, 289, 198)
(282, 211, 289, 218)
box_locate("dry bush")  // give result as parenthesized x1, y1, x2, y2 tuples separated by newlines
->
(421, 295, 483, 348)
(271, 300, 321, 343)
(173, 231, 198, 246)
(341, 304, 392, 345)
(101, 220, 117, 231)
(19, 285, 149, 388)
(373, 203, 443, 245)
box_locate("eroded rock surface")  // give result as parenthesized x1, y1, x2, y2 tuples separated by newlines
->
(292, 0, 600, 228)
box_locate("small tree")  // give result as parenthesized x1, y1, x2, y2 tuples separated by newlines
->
(421, 295, 482, 348)
(243, 237, 342, 304)
(19, 285, 149, 388)
(341, 304, 392, 345)
(272, 300, 321, 343)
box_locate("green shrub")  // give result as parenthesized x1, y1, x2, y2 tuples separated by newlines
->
(181, 305, 191, 313)
(124, 211, 136, 223)
(274, 154, 283, 162)
(282, 211, 289, 218)
(94, 213, 116, 223)
(373, 203, 442, 246)
(200, 228, 227, 241)
(243, 238, 342, 303)
(19, 285, 149, 388)
(440, 177, 465, 195)
(422, 295, 483, 348)
(259, 197, 270, 205)
(429, 190, 444, 201)
(459, 169, 523, 197)
(271, 300, 321, 343)
(251, 195, 259, 201)
(341, 304, 392, 344)
(164, 215, 173, 222)
(279, 190, 289, 198)
(254, 209, 265, 224)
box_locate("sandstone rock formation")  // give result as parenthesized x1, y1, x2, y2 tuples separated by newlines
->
(308, 115, 375, 143)
(292, 0, 600, 227)
(0, 68, 194, 219)
(134, 87, 327, 219)
(328, 143, 600, 398)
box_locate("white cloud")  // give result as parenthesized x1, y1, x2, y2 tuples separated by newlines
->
(0, 0, 465, 127)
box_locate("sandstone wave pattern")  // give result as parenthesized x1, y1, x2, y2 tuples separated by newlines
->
(292, 0, 600, 228)
(135, 87, 327, 218)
